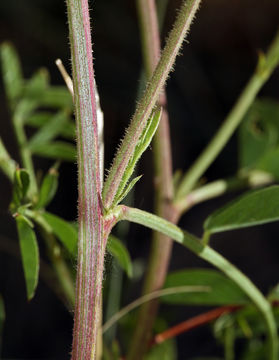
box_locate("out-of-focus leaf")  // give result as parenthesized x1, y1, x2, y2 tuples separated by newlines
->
(11, 169, 30, 210)
(25, 112, 75, 139)
(145, 339, 176, 360)
(42, 212, 77, 255)
(15, 215, 39, 300)
(36, 165, 59, 209)
(107, 235, 132, 278)
(162, 269, 249, 305)
(28, 111, 69, 149)
(239, 99, 279, 169)
(31, 141, 76, 161)
(256, 147, 279, 179)
(0, 42, 23, 108)
(23, 68, 49, 99)
(204, 186, 279, 234)
(40, 87, 73, 109)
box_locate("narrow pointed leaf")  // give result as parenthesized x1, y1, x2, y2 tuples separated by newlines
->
(0, 42, 23, 108)
(107, 235, 133, 278)
(115, 175, 142, 205)
(10, 169, 30, 211)
(25, 112, 76, 139)
(112, 108, 161, 206)
(31, 141, 76, 161)
(204, 185, 279, 234)
(162, 269, 249, 305)
(23, 68, 49, 99)
(42, 212, 78, 255)
(40, 87, 73, 108)
(36, 166, 59, 209)
(28, 111, 69, 150)
(16, 215, 39, 300)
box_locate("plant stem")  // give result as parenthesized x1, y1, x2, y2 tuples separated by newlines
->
(178, 170, 274, 213)
(102, 285, 208, 334)
(102, 0, 202, 209)
(127, 0, 176, 358)
(0, 138, 16, 181)
(118, 205, 278, 360)
(66, 0, 103, 359)
(174, 30, 279, 205)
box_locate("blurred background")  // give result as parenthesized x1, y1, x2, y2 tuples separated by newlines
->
(0, 0, 279, 358)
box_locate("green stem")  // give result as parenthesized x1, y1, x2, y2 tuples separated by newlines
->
(117, 205, 278, 360)
(174, 30, 279, 205)
(0, 138, 16, 181)
(178, 170, 274, 214)
(102, 0, 201, 209)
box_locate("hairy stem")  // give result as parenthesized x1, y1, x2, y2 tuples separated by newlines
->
(174, 30, 279, 205)
(66, 0, 103, 359)
(102, 0, 202, 209)
(127, 0, 176, 358)
(117, 205, 278, 360)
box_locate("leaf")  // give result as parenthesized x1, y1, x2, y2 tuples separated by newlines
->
(256, 147, 279, 179)
(10, 169, 30, 210)
(204, 185, 279, 234)
(23, 68, 49, 99)
(162, 269, 249, 305)
(42, 212, 78, 255)
(145, 339, 176, 360)
(28, 111, 69, 150)
(15, 215, 39, 300)
(36, 165, 59, 209)
(112, 108, 161, 206)
(40, 86, 73, 109)
(31, 141, 76, 161)
(239, 99, 279, 169)
(114, 175, 142, 205)
(0, 42, 23, 109)
(107, 235, 133, 278)
(25, 112, 75, 139)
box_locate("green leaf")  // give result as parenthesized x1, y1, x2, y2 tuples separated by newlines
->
(36, 165, 59, 209)
(239, 99, 279, 169)
(10, 169, 30, 210)
(16, 215, 39, 300)
(257, 147, 279, 179)
(204, 185, 279, 234)
(40, 86, 73, 109)
(107, 235, 133, 278)
(112, 108, 161, 206)
(23, 68, 49, 99)
(162, 269, 249, 305)
(145, 339, 176, 360)
(25, 112, 75, 139)
(0, 42, 23, 109)
(115, 175, 142, 205)
(31, 141, 76, 161)
(28, 111, 69, 150)
(42, 212, 78, 255)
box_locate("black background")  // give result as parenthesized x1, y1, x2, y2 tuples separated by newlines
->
(0, 0, 279, 358)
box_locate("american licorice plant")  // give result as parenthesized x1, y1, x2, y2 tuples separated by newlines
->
(1, 0, 279, 359)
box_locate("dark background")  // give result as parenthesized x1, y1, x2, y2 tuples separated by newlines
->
(0, 0, 279, 358)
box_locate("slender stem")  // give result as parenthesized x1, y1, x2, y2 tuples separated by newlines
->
(178, 170, 274, 214)
(174, 30, 279, 205)
(127, 0, 176, 358)
(0, 138, 16, 181)
(66, 1, 104, 359)
(117, 205, 278, 360)
(102, 285, 209, 334)
(102, 0, 202, 209)
(153, 305, 241, 345)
